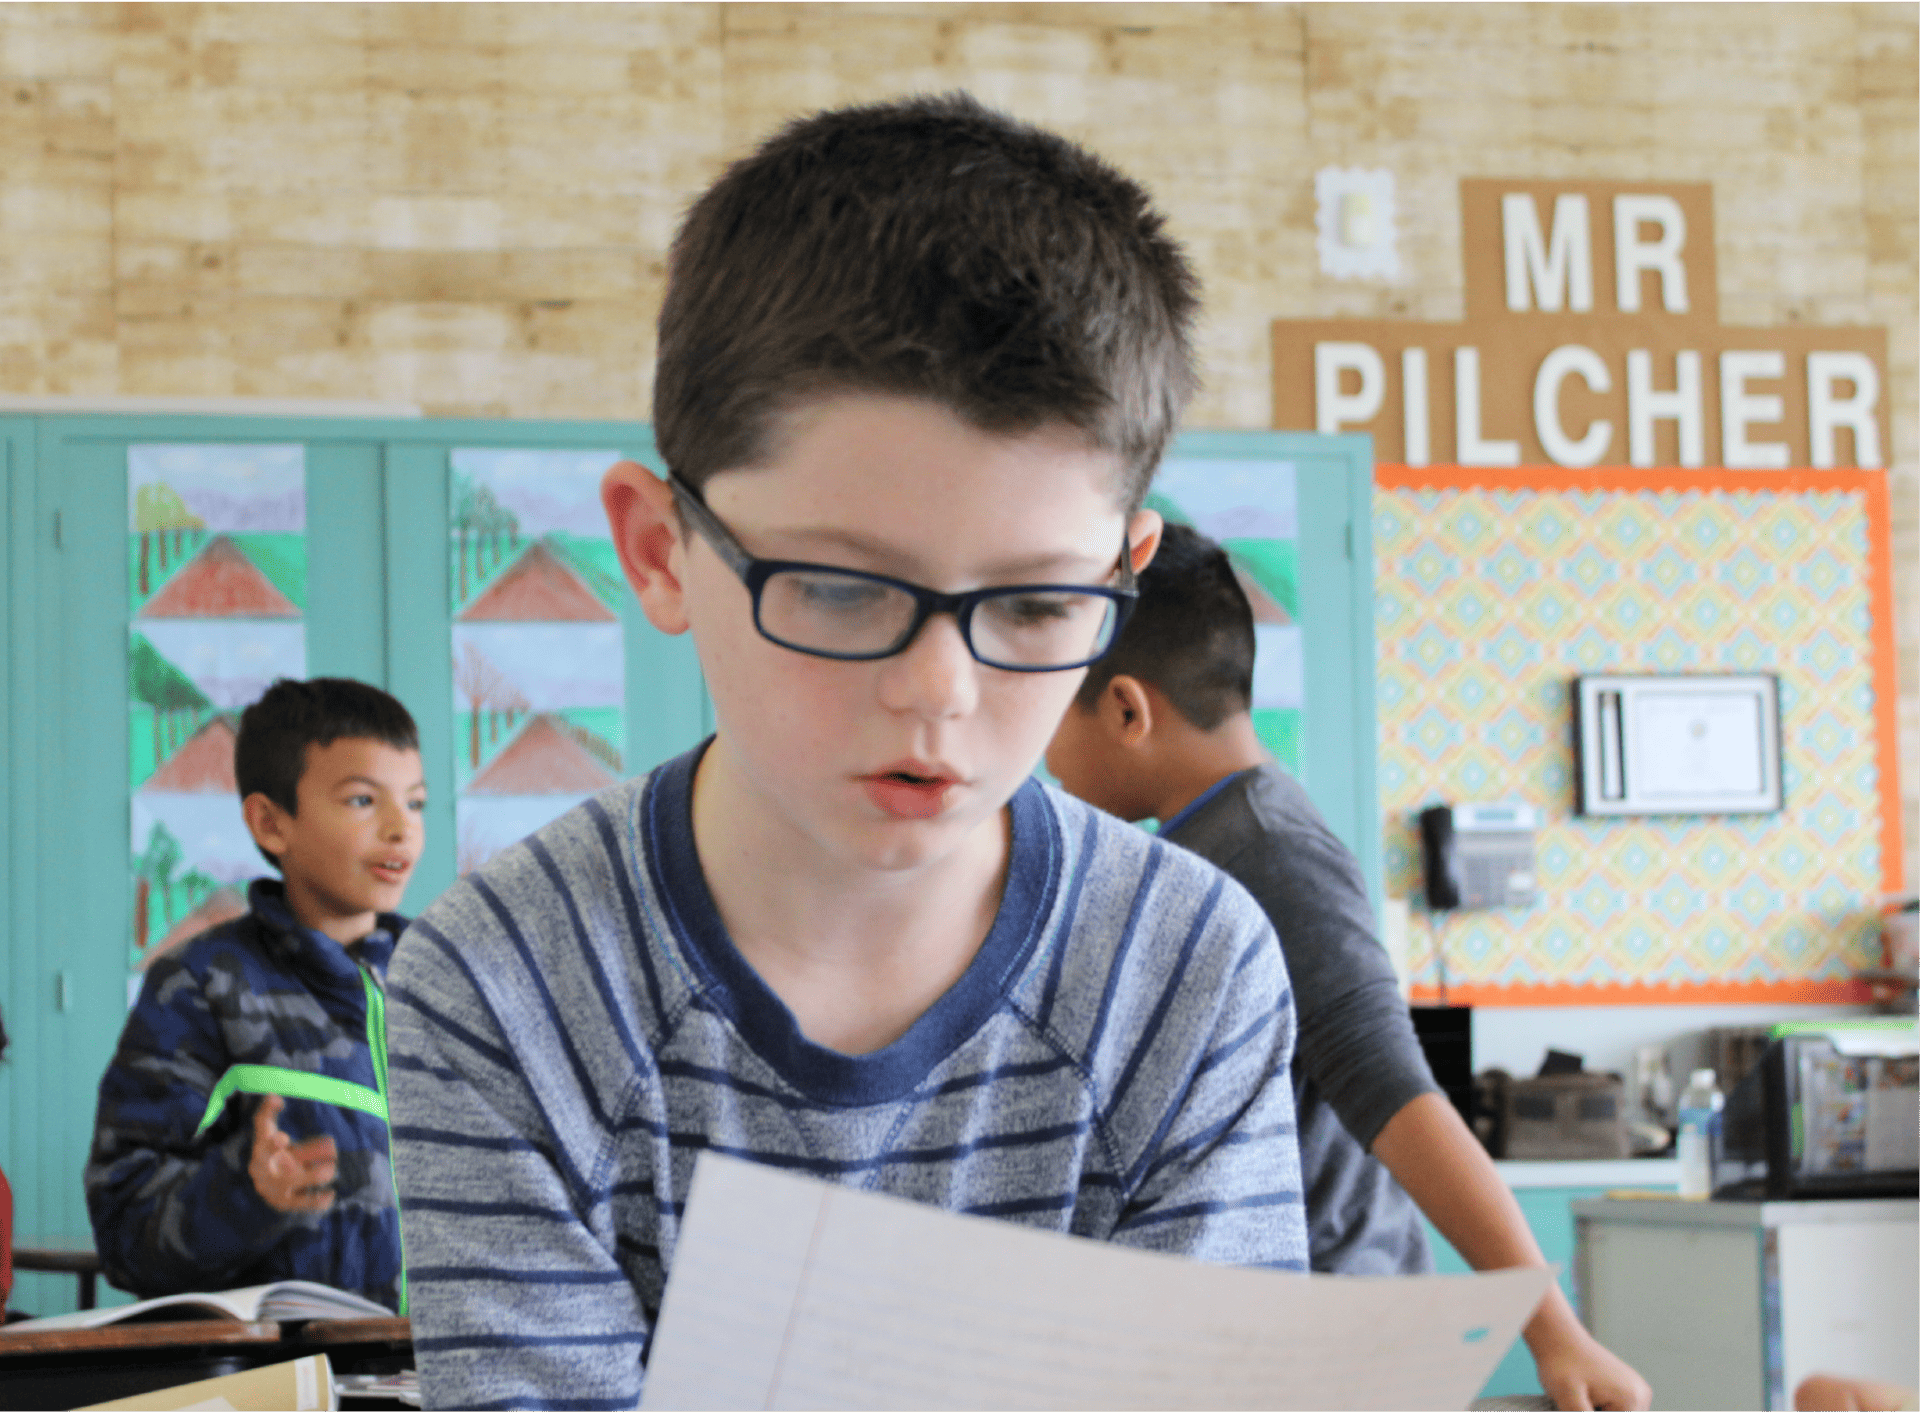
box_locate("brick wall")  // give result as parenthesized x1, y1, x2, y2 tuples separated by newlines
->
(1, 1, 1912, 885)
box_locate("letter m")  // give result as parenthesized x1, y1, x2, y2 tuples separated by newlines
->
(1502, 193, 1593, 313)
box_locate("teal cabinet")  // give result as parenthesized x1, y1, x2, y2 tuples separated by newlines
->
(1, 416, 1372, 1314)
(2, 414, 712, 1314)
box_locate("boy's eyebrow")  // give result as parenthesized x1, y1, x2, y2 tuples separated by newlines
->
(333, 774, 428, 792)
(766, 526, 1116, 580)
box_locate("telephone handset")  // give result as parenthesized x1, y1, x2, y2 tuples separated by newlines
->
(1418, 803, 1539, 912)
(1419, 806, 1463, 910)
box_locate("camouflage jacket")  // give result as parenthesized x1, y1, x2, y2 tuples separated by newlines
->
(85, 880, 404, 1307)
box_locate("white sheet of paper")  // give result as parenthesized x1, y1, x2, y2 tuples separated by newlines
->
(641, 1153, 1551, 1411)
(1630, 691, 1764, 797)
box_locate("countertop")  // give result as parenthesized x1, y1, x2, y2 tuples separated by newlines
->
(1493, 1157, 1679, 1189)
(1570, 1194, 1917, 1226)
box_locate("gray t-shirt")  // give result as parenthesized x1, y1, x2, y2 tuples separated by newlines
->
(1161, 762, 1438, 1274)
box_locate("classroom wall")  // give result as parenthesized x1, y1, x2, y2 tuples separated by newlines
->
(0, 6, 1912, 879)
(1377, 468, 1901, 1003)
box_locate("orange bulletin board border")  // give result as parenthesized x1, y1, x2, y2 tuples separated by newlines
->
(1378, 464, 1902, 1007)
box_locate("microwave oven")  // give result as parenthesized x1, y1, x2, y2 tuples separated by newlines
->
(1717, 1019, 1918, 1200)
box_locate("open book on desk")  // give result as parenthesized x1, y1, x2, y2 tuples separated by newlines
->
(1, 1280, 389, 1333)
(642, 1154, 1554, 1411)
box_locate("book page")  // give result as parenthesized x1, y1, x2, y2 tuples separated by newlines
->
(0, 1288, 256, 1333)
(0, 1280, 387, 1334)
(642, 1153, 1552, 1411)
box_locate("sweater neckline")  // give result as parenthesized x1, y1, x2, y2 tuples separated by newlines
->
(642, 741, 1062, 1106)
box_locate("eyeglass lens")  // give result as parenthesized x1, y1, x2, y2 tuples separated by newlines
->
(757, 569, 1120, 667)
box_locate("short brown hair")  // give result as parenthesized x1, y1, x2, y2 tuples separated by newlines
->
(654, 92, 1199, 510)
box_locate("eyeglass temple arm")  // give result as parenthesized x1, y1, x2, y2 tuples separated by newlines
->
(666, 473, 754, 578)
(1115, 528, 1139, 593)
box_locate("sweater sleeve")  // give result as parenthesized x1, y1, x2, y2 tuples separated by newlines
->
(1101, 873, 1310, 1272)
(387, 917, 650, 1412)
(84, 962, 302, 1297)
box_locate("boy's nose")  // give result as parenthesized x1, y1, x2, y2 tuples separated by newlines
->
(877, 611, 979, 720)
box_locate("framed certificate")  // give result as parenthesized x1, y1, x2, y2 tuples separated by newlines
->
(1575, 674, 1783, 816)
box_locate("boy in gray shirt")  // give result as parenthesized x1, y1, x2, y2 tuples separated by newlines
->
(1048, 523, 1652, 1412)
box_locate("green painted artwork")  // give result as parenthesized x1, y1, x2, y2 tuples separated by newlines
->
(449, 448, 629, 875)
(127, 444, 305, 970)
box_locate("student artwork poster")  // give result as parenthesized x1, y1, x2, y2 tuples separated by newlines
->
(448, 448, 629, 875)
(127, 443, 306, 978)
(1148, 458, 1304, 770)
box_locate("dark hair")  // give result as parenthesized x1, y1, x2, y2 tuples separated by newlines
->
(654, 92, 1199, 511)
(236, 678, 420, 869)
(1075, 521, 1254, 730)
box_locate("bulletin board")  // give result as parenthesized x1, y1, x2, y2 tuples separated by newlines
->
(1375, 464, 1902, 1005)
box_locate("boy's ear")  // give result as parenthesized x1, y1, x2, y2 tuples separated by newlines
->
(601, 461, 691, 636)
(242, 792, 292, 861)
(1099, 674, 1155, 747)
(1125, 508, 1163, 575)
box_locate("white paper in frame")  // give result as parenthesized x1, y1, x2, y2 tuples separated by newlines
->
(1575, 673, 1783, 816)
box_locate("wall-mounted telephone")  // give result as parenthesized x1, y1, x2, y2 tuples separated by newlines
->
(1419, 803, 1539, 911)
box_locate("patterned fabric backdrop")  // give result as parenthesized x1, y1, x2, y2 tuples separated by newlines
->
(1375, 467, 1901, 1004)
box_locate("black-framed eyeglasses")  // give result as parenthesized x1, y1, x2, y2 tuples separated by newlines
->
(668, 474, 1137, 672)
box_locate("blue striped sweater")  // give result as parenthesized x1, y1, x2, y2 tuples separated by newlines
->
(387, 746, 1306, 1411)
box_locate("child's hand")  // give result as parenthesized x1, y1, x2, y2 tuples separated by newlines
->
(248, 1094, 339, 1214)
(1531, 1318, 1653, 1411)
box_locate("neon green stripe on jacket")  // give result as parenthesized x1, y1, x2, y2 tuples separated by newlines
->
(193, 1064, 388, 1140)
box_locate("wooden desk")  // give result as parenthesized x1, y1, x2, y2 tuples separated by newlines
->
(0, 1317, 411, 1410)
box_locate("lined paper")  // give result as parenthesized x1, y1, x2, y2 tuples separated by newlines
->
(641, 1154, 1551, 1411)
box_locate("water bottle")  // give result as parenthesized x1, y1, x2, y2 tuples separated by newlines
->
(1676, 1067, 1723, 1198)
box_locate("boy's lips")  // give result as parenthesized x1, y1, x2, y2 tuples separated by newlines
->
(859, 762, 961, 821)
(369, 858, 414, 885)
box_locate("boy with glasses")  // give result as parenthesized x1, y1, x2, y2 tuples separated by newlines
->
(388, 94, 1308, 1408)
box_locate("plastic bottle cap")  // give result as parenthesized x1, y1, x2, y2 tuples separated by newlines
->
(1690, 1068, 1716, 1086)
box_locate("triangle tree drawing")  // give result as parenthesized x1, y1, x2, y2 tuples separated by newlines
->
(139, 535, 300, 619)
(145, 716, 240, 793)
(129, 634, 217, 785)
(467, 714, 622, 795)
(132, 480, 208, 602)
(453, 639, 533, 775)
(458, 539, 619, 623)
